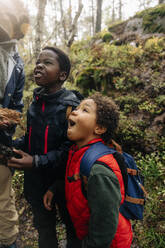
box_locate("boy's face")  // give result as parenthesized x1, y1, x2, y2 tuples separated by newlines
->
(34, 49, 66, 93)
(67, 99, 104, 148)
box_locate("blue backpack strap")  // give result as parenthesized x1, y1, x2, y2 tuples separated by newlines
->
(80, 142, 116, 177)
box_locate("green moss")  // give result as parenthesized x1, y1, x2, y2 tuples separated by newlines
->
(102, 32, 114, 42)
(108, 20, 127, 34)
(138, 100, 161, 115)
(76, 68, 95, 96)
(136, 4, 165, 33)
(155, 95, 165, 106)
(144, 37, 165, 53)
(117, 116, 145, 153)
(116, 95, 141, 113)
(134, 151, 165, 248)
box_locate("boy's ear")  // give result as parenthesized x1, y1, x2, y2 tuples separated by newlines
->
(59, 71, 67, 82)
(94, 125, 107, 135)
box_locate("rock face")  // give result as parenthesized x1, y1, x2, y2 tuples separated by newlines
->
(109, 4, 165, 35)
(107, 4, 165, 46)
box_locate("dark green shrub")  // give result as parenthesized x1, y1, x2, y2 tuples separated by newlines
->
(102, 32, 114, 43)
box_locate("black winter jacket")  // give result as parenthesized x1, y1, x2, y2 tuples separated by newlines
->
(14, 87, 81, 206)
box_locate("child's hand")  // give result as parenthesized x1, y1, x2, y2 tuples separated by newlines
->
(7, 149, 33, 169)
(43, 190, 54, 211)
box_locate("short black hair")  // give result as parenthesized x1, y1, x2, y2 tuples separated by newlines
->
(88, 92, 119, 143)
(42, 46, 71, 81)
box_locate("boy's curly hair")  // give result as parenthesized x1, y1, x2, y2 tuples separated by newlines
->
(88, 92, 119, 144)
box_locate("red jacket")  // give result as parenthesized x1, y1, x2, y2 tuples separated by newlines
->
(65, 139, 132, 248)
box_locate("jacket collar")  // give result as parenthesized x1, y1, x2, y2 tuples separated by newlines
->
(71, 138, 104, 152)
(33, 87, 66, 103)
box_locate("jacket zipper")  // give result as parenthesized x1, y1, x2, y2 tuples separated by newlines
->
(44, 125, 49, 154)
(28, 126, 32, 152)
(42, 101, 45, 112)
(41, 100, 48, 154)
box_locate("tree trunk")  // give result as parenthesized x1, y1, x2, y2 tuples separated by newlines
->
(91, 0, 95, 36)
(34, 0, 47, 59)
(95, 0, 103, 33)
(118, 0, 122, 20)
(67, 0, 83, 48)
(112, 0, 115, 23)
(138, 0, 152, 10)
(69, 0, 72, 27)
(41, 1, 59, 48)
(59, 0, 68, 42)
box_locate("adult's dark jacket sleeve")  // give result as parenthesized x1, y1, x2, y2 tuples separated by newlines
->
(1, 54, 25, 146)
(3, 53, 25, 112)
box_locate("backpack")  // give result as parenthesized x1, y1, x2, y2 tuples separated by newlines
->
(80, 141, 147, 220)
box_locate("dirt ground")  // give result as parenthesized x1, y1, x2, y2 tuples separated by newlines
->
(15, 197, 67, 248)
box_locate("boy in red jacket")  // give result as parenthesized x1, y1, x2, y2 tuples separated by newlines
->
(44, 92, 133, 248)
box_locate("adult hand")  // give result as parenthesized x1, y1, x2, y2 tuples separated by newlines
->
(43, 190, 54, 211)
(7, 149, 33, 169)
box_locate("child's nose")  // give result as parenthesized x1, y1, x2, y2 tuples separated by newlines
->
(36, 63, 44, 69)
(71, 109, 78, 115)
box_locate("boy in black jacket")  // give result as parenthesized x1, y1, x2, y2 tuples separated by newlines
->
(8, 46, 81, 248)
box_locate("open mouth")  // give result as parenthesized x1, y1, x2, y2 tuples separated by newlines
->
(68, 118, 76, 128)
(34, 70, 43, 78)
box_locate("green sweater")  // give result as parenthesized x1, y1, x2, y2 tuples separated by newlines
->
(82, 163, 121, 248)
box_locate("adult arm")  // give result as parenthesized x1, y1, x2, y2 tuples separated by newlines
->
(8, 63, 25, 112)
(82, 164, 121, 248)
(0, 57, 25, 145)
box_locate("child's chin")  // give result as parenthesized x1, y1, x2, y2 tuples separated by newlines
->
(67, 133, 74, 141)
(67, 135, 73, 141)
(35, 81, 42, 86)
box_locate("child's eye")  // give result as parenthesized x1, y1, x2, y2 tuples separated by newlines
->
(45, 61, 52, 64)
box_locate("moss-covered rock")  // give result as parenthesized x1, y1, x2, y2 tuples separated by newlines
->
(107, 4, 165, 39)
(136, 4, 165, 33)
(70, 34, 165, 154)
